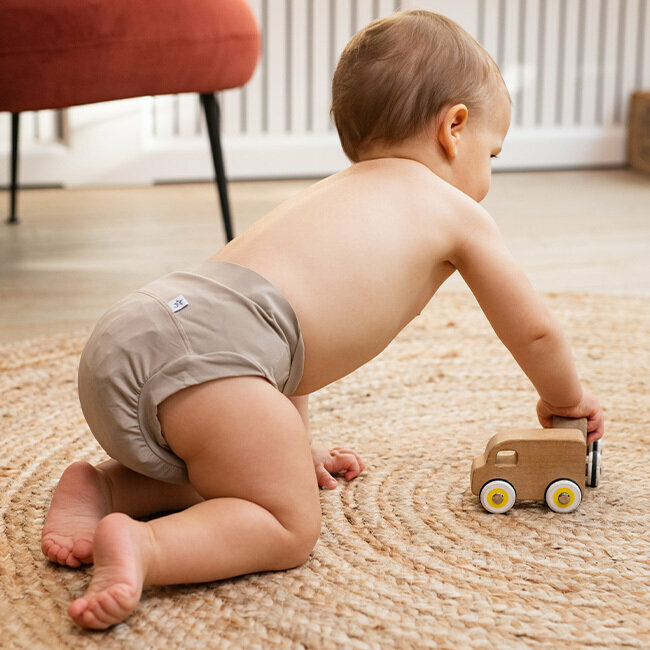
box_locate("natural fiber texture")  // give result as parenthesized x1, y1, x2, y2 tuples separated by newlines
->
(1, 292, 649, 648)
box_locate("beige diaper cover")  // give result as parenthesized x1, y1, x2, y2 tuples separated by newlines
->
(78, 261, 304, 484)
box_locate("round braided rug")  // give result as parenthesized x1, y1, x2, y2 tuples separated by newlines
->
(1, 292, 649, 649)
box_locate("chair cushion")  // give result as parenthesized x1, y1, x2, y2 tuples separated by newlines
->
(0, 0, 260, 112)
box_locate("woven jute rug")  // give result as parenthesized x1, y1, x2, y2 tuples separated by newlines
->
(1, 292, 648, 649)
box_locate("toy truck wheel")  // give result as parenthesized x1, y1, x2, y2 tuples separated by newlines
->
(479, 480, 516, 514)
(586, 440, 602, 488)
(545, 479, 582, 513)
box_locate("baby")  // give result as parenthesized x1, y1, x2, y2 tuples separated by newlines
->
(42, 10, 604, 629)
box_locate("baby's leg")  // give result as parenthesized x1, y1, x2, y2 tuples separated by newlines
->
(68, 376, 320, 629)
(42, 460, 203, 568)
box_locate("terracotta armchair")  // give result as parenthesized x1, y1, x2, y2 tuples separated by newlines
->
(0, 0, 260, 241)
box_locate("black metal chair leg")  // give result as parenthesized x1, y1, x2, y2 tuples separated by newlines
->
(7, 112, 19, 224)
(200, 93, 234, 242)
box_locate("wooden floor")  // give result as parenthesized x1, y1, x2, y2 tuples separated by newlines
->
(1, 169, 649, 343)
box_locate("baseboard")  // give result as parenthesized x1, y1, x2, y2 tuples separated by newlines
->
(0, 127, 628, 187)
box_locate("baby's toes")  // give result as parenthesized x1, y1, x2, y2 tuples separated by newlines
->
(68, 598, 90, 626)
(43, 533, 93, 568)
(41, 534, 58, 556)
(42, 537, 69, 565)
(64, 552, 83, 569)
(56, 542, 81, 567)
(71, 538, 93, 564)
(41, 537, 55, 561)
(70, 585, 138, 629)
(97, 588, 134, 623)
(69, 597, 109, 630)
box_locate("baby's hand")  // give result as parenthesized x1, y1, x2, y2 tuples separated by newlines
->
(537, 387, 604, 443)
(310, 445, 365, 490)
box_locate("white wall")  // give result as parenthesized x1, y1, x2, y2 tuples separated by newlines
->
(1, 0, 649, 187)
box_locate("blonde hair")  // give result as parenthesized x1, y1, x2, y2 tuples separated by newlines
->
(331, 10, 506, 161)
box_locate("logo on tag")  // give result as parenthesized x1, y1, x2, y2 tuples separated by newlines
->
(168, 295, 189, 313)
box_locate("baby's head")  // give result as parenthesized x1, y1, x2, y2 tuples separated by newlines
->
(331, 10, 509, 164)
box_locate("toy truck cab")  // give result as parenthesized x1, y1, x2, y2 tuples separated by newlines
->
(471, 428, 588, 514)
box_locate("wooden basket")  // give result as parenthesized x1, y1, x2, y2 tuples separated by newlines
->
(628, 90, 650, 174)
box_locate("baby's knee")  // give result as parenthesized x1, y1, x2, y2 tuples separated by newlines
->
(279, 507, 321, 569)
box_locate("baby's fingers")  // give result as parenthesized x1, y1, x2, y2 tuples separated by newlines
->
(331, 447, 365, 475)
(327, 451, 362, 481)
(315, 463, 338, 490)
(587, 412, 605, 443)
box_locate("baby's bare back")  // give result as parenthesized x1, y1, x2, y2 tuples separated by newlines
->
(213, 159, 466, 394)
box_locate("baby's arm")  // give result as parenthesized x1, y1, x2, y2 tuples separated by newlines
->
(289, 395, 365, 488)
(450, 204, 604, 441)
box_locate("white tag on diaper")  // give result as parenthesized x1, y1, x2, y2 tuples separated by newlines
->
(168, 295, 189, 313)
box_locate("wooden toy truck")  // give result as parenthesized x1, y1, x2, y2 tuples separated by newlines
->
(471, 417, 602, 514)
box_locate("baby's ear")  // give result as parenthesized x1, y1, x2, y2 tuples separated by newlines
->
(437, 104, 469, 160)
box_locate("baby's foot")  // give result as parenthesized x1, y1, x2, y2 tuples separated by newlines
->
(68, 513, 149, 629)
(41, 461, 111, 568)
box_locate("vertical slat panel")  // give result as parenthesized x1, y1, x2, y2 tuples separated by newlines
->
(284, 0, 293, 132)
(354, 0, 376, 32)
(476, 0, 486, 44)
(311, 0, 332, 133)
(289, 0, 308, 134)
(140, 97, 156, 142)
(594, 0, 608, 125)
(328, 0, 337, 110)
(36, 111, 56, 143)
(221, 84, 242, 136)
(512, 0, 526, 127)
(152, 96, 175, 138)
(258, 0, 269, 133)
(595, 0, 617, 126)
(305, 0, 315, 132)
(534, 0, 547, 125)
(520, 0, 540, 128)
(560, 0, 579, 126)
(501, 0, 522, 124)
(496, 0, 507, 72)
(0, 114, 8, 151)
(639, 0, 649, 87)
(419, 1, 478, 33)
(194, 95, 203, 135)
(331, 1, 355, 130)
(241, 0, 264, 136)
(621, 0, 645, 122)
(173, 96, 181, 135)
(20, 112, 36, 145)
(378, 0, 399, 15)
(597, 0, 625, 126)
(177, 94, 200, 138)
(554, 0, 568, 125)
(265, 0, 288, 134)
(332, 0, 354, 75)
(32, 112, 41, 141)
(579, 0, 601, 126)
(478, 1, 501, 69)
(573, 0, 588, 125)
(540, 0, 560, 127)
(614, 0, 632, 125)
